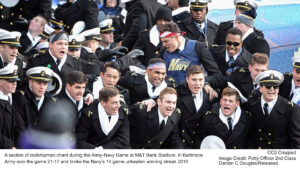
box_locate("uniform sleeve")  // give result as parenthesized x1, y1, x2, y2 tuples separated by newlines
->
(194, 42, 221, 76)
(84, 1, 99, 30)
(289, 105, 300, 148)
(38, 0, 52, 20)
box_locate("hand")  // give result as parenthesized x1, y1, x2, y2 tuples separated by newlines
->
(141, 99, 156, 112)
(204, 84, 218, 101)
(126, 49, 144, 59)
(84, 94, 94, 106)
(110, 46, 128, 56)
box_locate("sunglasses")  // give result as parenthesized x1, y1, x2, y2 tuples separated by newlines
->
(226, 41, 240, 47)
(263, 83, 279, 89)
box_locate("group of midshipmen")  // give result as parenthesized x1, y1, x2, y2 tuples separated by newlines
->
(0, 0, 299, 149)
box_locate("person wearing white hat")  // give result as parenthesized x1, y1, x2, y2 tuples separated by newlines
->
(178, 0, 218, 47)
(96, 19, 128, 62)
(279, 56, 300, 104)
(214, 0, 263, 45)
(246, 70, 300, 149)
(13, 66, 62, 146)
(0, 29, 23, 81)
(0, 64, 19, 149)
(202, 87, 254, 149)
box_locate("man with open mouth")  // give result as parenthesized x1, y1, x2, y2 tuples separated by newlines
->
(247, 70, 300, 149)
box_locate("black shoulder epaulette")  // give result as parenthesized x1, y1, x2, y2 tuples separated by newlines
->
(176, 108, 181, 114)
(123, 107, 129, 115)
(288, 102, 294, 107)
(131, 71, 137, 76)
(239, 67, 245, 73)
(51, 97, 57, 102)
(88, 110, 93, 117)
(245, 111, 252, 116)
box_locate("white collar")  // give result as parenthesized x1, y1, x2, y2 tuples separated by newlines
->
(27, 31, 41, 46)
(261, 95, 278, 114)
(49, 49, 67, 71)
(145, 74, 167, 98)
(99, 44, 110, 50)
(0, 91, 9, 101)
(219, 106, 241, 130)
(158, 108, 168, 126)
(172, 7, 189, 16)
(225, 47, 243, 62)
(82, 46, 93, 53)
(92, 76, 104, 99)
(98, 102, 119, 136)
(149, 25, 160, 47)
(65, 89, 83, 111)
(242, 28, 254, 41)
(178, 37, 185, 52)
(29, 86, 45, 111)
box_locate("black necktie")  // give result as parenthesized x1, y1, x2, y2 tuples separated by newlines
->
(253, 84, 258, 89)
(3, 62, 8, 67)
(264, 103, 269, 118)
(160, 120, 165, 131)
(56, 59, 61, 66)
(75, 101, 79, 109)
(152, 86, 156, 92)
(227, 56, 234, 67)
(108, 116, 111, 122)
(227, 117, 233, 133)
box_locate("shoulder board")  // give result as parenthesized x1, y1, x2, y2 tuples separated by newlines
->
(239, 67, 245, 73)
(88, 61, 94, 65)
(20, 90, 25, 96)
(284, 72, 292, 76)
(176, 108, 181, 114)
(123, 107, 129, 115)
(88, 110, 93, 117)
(205, 111, 211, 115)
(142, 29, 148, 32)
(245, 111, 252, 116)
(211, 44, 219, 47)
(176, 20, 181, 24)
(51, 97, 57, 102)
(288, 102, 294, 107)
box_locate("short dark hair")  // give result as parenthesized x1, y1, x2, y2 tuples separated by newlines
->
(226, 28, 243, 38)
(66, 71, 88, 86)
(148, 58, 166, 66)
(101, 61, 121, 74)
(158, 22, 181, 33)
(158, 87, 177, 101)
(99, 86, 120, 102)
(221, 87, 240, 101)
(186, 65, 204, 77)
(250, 53, 269, 66)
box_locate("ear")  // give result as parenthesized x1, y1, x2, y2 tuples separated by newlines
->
(146, 68, 150, 75)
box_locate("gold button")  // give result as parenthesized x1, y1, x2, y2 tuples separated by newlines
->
(182, 130, 184, 133)
(185, 120, 188, 123)
(196, 123, 199, 126)
(258, 129, 262, 132)
(268, 142, 271, 145)
(192, 131, 196, 134)
(20, 8, 23, 11)
(0, 5, 3, 9)
(148, 140, 151, 144)
(191, 140, 194, 144)
(182, 139, 185, 143)
(73, 128, 75, 132)
(258, 147, 262, 149)
(268, 133, 271, 136)
(19, 15, 23, 18)
(160, 141, 163, 145)
(155, 51, 159, 55)
(233, 146, 237, 149)
(67, 26, 70, 29)
(10, 22, 13, 25)
(1, 15, 4, 19)
(11, 13, 14, 16)
(259, 138, 262, 141)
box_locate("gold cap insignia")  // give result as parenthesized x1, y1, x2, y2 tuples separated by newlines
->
(13, 70, 17, 76)
(41, 70, 45, 77)
(72, 39, 76, 44)
(270, 73, 274, 79)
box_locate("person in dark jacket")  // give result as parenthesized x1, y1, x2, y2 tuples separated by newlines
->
(178, 0, 218, 47)
(76, 86, 130, 149)
(122, 0, 162, 51)
(166, 0, 190, 23)
(202, 87, 254, 149)
(209, 28, 252, 76)
(247, 70, 300, 149)
(54, 0, 99, 34)
(129, 87, 182, 149)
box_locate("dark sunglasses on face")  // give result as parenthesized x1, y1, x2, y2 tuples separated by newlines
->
(226, 41, 240, 47)
(263, 83, 279, 89)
